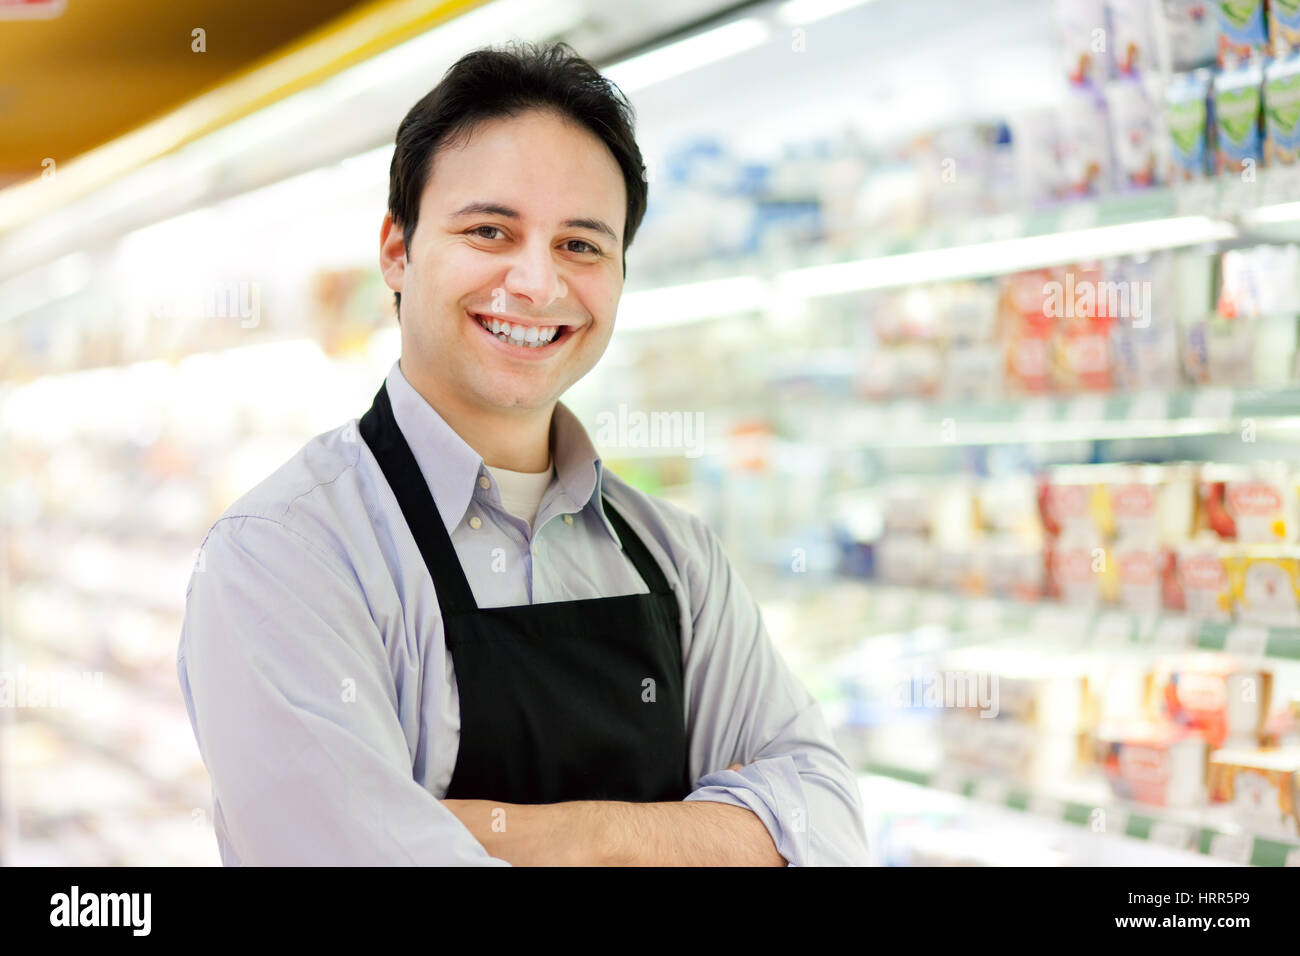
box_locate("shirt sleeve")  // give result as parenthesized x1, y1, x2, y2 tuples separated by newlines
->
(177, 514, 509, 866)
(678, 514, 870, 867)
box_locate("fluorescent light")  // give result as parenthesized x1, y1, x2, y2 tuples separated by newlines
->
(1243, 200, 1300, 225)
(603, 18, 770, 93)
(776, 0, 876, 26)
(777, 215, 1238, 298)
(617, 275, 768, 330)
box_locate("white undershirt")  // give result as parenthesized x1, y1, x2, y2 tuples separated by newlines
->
(485, 458, 554, 530)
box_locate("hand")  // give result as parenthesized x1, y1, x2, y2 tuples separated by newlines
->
(727, 762, 743, 771)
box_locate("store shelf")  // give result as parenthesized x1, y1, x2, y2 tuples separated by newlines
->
(777, 386, 1300, 448)
(851, 582, 1300, 662)
(862, 760, 1300, 868)
(622, 167, 1300, 324)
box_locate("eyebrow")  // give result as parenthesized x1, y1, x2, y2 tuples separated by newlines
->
(449, 201, 619, 243)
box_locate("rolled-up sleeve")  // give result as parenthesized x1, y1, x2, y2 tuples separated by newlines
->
(177, 514, 508, 866)
(679, 515, 870, 866)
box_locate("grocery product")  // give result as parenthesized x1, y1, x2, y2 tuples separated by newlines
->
(1165, 69, 1215, 180)
(1264, 56, 1300, 164)
(1214, 60, 1265, 174)
(1107, 75, 1166, 189)
(1110, 253, 1184, 390)
(1208, 747, 1300, 839)
(1008, 108, 1065, 207)
(1151, 654, 1272, 747)
(1046, 263, 1121, 392)
(1159, 0, 1221, 69)
(1114, 538, 1168, 613)
(1000, 270, 1057, 393)
(1218, 243, 1300, 318)
(1180, 316, 1256, 384)
(1058, 0, 1112, 88)
(1096, 721, 1208, 807)
(1177, 539, 1234, 619)
(985, 535, 1047, 600)
(1108, 463, 1197, 543)
(1212, 0, 1270, 68)
(1060, 86, 1115, 194)
(1261, 693, 1300, 746)
(1272, 0, 1300, 57)
(1108, 0, 1162, 77)
(1194, 462, 1300, 544)
(1226, 546, 1300, 626)
(1041, 466, 1114, 539)
(1222, 464, 1298, 543)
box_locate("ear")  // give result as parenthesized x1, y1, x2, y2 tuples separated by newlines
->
(380, 212, 407, 296)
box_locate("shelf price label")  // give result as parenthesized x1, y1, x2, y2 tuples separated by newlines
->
(1173, 180, 1217, 216)
(918, 593, 956, 628)
(1208, 832, 1252, 865)
(1067, 394, 1106, 424)
(1027, 795, 1066, 821)
(1149, 821, 1192, 850)
(1059, 202, 1100, 232)
(1101, 808, 1130, 838)
(1126, 390, 1169, 423)
(890, 400, 925, 431)
(967, 599, 1003, 636)
(973, 777, 1010, 806)
(1189, 387, 1235, 422)
(1224, 625, 1269, 658)
(1031, 606, 1082, 646)
(1093, 611, 1134, 647)
(874, 590, 910, 631)
(1016, 397, 1053, 423)
(932, 766, 965, 794)
(1152, 616, 1194, 649)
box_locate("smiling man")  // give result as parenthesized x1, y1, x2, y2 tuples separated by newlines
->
(177, 41, 870, 866)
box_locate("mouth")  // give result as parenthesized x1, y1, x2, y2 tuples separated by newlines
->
(469, 311, 575, 353)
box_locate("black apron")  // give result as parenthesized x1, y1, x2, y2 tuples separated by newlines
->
(360, 383, 692, 804)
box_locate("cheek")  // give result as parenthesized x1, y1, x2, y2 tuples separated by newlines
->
(573, 274, 622, 324)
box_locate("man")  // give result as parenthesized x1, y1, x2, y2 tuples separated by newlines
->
(177, 41, 870, 866)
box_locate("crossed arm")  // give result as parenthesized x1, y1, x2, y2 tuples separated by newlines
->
(180, 516, 865, 866)
(440, 763, 788, 866)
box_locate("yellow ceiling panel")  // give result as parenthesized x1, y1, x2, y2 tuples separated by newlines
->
(0, 0, 373, 188)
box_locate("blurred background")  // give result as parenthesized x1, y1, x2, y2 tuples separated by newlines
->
(3, 0, 1300, 866)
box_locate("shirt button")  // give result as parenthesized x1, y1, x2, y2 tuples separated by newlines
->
(478, 476, 490, 490)
(563, 514, 574, 525)
(469, 516, 482, 530)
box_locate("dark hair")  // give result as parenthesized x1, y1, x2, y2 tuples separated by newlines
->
(386, 40, 647, 319)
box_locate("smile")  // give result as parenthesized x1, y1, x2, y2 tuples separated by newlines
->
(471, 312, 570, 350)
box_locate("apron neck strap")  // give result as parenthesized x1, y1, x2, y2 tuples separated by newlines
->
(359, 381, 674, 613)
(360, 382, 479, 615)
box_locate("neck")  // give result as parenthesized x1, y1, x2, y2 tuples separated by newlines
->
(400, 358, 554, 472)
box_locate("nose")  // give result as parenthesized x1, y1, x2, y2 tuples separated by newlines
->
(502, 236, 567, 310)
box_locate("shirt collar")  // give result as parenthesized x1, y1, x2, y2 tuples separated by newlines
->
(384, 360, 623, 548)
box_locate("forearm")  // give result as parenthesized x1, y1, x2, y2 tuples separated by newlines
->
(592, 799, 787, 866)
(442, 798, 787, 866)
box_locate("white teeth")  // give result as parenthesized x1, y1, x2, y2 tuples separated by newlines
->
(475, 314, 562, 348)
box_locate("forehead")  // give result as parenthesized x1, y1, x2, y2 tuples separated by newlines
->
(421, 109, 626, 231)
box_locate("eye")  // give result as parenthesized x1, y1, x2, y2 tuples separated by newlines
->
(565, 238, 601, 255)
(468, 225, 505, 240)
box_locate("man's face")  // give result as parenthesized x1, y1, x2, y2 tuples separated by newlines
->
(381, 108, 627, 415)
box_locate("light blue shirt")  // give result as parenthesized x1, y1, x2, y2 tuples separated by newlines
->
(176, 359, 870, 866)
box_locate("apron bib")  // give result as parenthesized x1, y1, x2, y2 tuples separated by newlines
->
(360, 383, 692, 804)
